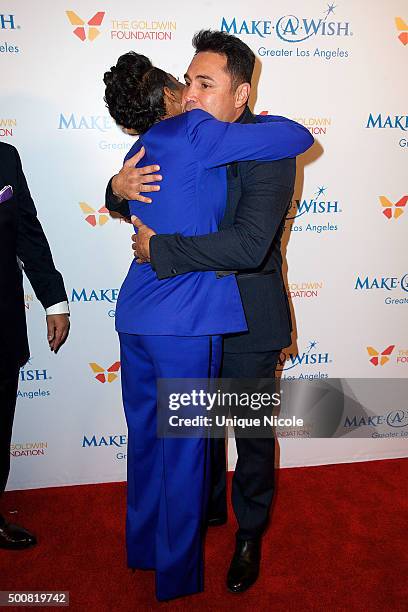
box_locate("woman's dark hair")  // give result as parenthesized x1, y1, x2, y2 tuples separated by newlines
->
(192, 30, 255, 90)
(103, 52, 178, 134)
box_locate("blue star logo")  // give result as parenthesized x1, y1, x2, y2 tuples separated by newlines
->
(325, 3, 337, 17)
(306, 341, 318, 353)
(315, 186, 327, 198)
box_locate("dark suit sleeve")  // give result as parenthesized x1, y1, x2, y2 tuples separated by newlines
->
(14, 147, 67, 309)
(150, 158, 295, 279)
(105, 177, 131, 218)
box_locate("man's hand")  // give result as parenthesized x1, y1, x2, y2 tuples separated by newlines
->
(131, 215, 156, 263)
(46, 314, 70, 353)
(111, 146, 162, 204)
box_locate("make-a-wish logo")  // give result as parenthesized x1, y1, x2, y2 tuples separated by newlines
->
(0, 14, 20, 53)
(19, 360, 51, 383)
(0, 14, 19, 29)
(79, 202, 110, 226)
(366, 345, 395, 367)
(366, 114, 408, 131)
(286, 185, 341, 234)
(287, 186, 341, 220)
(58, 114, 114, 132)
(366, 113, 408, 149)
(277, 340, 332, 379)
(355, 274, 408, 293)
(355, 274, 408, 306)
(18, 358, 52, 400)
(396, 17, 408, 46)
(221, 4, 352, 42)
(65, 10, 105, 41)
(379, 195, 407, 220)
(276, 3, 351, 43)
(82, 432, 127, 460)
(344, 410, 408, 430)
(82, 434, 127, 448)
(71, 288, 119, 303)
(89, 362, 121, 383)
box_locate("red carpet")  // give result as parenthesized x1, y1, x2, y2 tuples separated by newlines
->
(0, 458, 407, 611)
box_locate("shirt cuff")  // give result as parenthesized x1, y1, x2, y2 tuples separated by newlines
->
(45, 301, 70, 316)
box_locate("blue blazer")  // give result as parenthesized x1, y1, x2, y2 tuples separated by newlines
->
(115, 109, 313, 336)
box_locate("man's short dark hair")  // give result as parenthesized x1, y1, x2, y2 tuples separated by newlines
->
(192, 29, 255, 90)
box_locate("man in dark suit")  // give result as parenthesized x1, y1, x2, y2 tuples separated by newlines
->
(0, 142, 70, 549)
(105, 31, 304, 593)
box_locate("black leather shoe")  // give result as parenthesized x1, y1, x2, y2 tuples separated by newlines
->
(0, 519, 37, 550)
(227, 538, 261, 593)
(207, 513, 227, 527)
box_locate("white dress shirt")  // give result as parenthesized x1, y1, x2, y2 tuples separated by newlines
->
(45, 301, 70, 316)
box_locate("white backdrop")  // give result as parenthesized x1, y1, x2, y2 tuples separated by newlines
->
(2, 0, 407, 490)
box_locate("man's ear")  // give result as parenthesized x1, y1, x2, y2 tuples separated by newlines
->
(234, 83, 251, 109)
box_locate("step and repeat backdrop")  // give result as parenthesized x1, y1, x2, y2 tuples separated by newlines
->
(2, 1, 407, 489)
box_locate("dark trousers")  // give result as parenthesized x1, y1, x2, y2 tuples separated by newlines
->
(209, 350, 280, 541)
(0, 367, 19, 497)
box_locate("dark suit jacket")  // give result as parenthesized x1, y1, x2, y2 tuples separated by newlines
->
(105, 107, 295, 353)
(0, 143, 67, 375)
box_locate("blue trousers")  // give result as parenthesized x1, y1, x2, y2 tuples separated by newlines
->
(119, 333, 222, 601)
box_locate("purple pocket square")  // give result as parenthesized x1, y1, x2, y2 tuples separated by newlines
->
(0, 185, 13, 204)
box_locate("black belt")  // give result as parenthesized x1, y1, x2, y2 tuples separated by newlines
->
(216, 270, 275, 279)
(237, 270, 276, 278)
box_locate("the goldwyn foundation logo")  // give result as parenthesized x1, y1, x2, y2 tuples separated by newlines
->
(0, 118, 16, 137)
(379, 195, 407, 220)
(288, 281, 323, 298)
(10, 442, 48, 457)
(259, 112, 332, 136)
(89, 362, 121, 383)
(366, 345, 395, 367)
(395, 17, 408, 46)
(366, 345, 407, 367)
(65, 10, 105, 41)
(79, 203, 110, 227)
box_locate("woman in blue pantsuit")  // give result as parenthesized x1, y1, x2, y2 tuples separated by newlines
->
(120, 334, 221, 600)
(104, 52, 313, 601)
